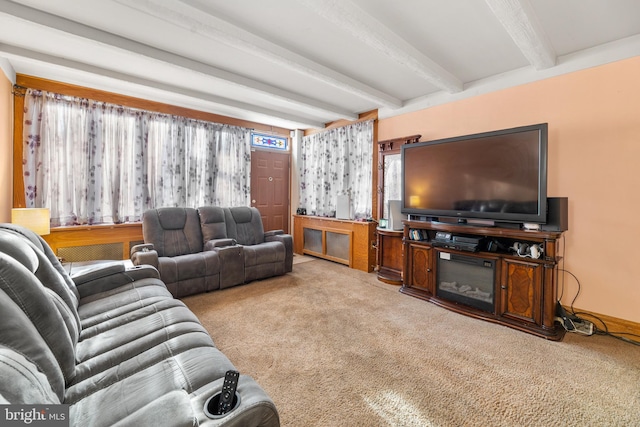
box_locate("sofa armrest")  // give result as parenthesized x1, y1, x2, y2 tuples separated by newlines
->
(72, 262, 160, 299)
(131, 243, 154, 257)
(131, 242, 154, 252)
(263, 230, 284, 238)
(264, 232, 293, 273)
(203, 238, 237, 251)
(131, 244, 159, 269)
(264, 232, 290, 244)
(194, 375, 280, 427)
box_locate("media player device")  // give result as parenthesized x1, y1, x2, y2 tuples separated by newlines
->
(432, 232, 481, 252)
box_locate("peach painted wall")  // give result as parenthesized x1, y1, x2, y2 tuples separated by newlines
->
(0, 64, 13, 223)
(379, 56, 640, 324)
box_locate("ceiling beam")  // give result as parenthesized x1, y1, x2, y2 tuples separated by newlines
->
(0, 0, 357, 121)
(115, 0, 403, 109)
(484, 0, 556, 70)
(298, 0, 463, 94)
(0, 44, 325, 129)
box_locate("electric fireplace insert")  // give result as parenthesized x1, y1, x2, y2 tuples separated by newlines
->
(436, 251, 496, 313)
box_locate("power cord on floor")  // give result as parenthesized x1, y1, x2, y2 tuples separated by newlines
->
(558, 267, 640, 346)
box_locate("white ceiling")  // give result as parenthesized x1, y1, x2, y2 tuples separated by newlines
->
(1, 0, 640, 130)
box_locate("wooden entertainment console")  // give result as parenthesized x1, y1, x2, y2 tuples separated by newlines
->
(402, 220, 565, 340)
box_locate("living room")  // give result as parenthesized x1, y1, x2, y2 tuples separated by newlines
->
(1, 2, 640, 426)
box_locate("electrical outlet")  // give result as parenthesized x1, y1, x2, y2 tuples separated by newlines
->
(571, 319, 594, 336)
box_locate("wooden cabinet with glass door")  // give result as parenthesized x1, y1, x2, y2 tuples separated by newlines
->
(375, 135, 420, 283)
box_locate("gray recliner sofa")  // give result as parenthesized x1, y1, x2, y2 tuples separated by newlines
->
(0, 223, 279, 427)
(131, 206, 293, 298)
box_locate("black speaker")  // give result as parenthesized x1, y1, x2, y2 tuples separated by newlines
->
(541, 197, 568, 231)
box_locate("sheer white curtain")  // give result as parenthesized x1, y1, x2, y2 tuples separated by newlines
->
(22, 89, 251, 226)
(298, 120, 373, 218)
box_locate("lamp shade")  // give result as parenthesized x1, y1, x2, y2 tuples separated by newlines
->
(11, 208, 51, 236)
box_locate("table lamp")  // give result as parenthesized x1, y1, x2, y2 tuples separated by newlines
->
(11, 208, 51, 235)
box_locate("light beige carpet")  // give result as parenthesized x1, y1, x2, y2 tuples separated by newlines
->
(182, 259, 640, 427)
(292, 253, 317, 265)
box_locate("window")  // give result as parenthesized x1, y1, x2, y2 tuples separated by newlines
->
(251, 132, 288, 150)
(298, 120, 373, 219)
(22, 89, 251, 226)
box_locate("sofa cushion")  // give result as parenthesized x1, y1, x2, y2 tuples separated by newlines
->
(198, 206, 228, 242)
(243, 242, 287, 283)
(0, 254, 78, 390)
(157, 251, 221, 295)
(73, 308, 215, 386)
(143, 207, 204, 257)
(225, 206, 266, 245)
(67, 347, 238, 426)
(243, 241, 286, 267)
(0, 224, 80, 301)
(80, 297, 180, 338)
(109, 391, 195, 427)
(0, 231, 38, 270)
(68, 332, 219, 405)
(76, 303, 206, 363)
(0, 288, 66, 402)
(0, 230, 81, 334)
(0, 347, 60, 404)
(77, 277, 174, 327)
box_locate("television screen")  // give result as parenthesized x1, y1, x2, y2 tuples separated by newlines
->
(402, 123, 548, 224)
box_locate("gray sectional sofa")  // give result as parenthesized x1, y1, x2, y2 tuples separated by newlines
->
(131, 206, 293, 298)
(0, 224, 279, 427)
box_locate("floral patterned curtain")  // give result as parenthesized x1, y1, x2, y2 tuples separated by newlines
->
(298, 120, 373, 218)
(22, 89, 251, 226)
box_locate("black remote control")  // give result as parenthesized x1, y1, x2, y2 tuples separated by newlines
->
(217, 370, 239, 414)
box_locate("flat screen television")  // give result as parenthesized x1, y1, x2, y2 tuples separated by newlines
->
(401, 123, 548, 225)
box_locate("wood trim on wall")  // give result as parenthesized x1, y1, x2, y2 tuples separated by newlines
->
(15, 75, 292, 133)
(302, 109, 378, 137)
(1, 72, 13, 223)
(568, 305, 640, 342)
(12, 85, 25, 208)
